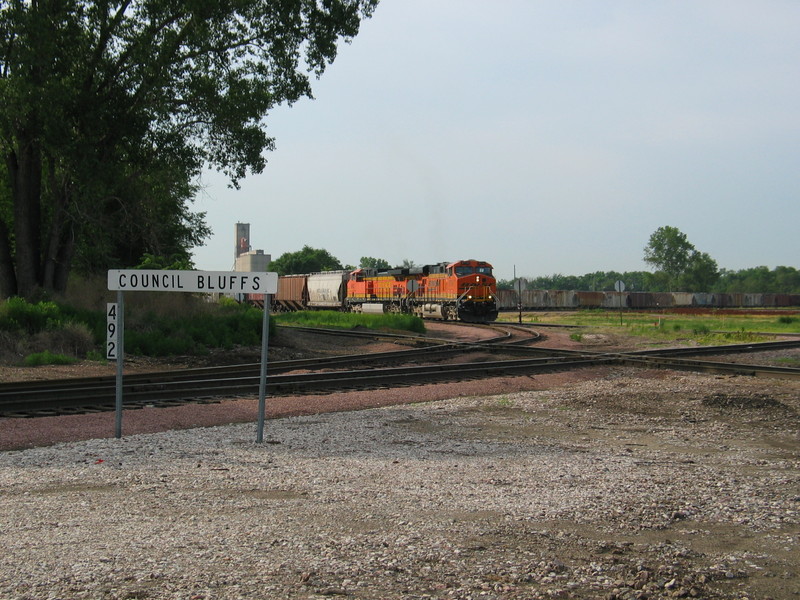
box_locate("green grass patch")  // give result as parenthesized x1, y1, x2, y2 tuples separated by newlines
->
(273, 310, 426, 334)
(776, 357, 800, 367)
(498, 308, 800, 345)
(23, 350, 76, 366)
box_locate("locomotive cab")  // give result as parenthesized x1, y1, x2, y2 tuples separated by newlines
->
(447, 260, 498, 322)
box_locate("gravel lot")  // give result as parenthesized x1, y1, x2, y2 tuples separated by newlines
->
(0, 327, 798, 599)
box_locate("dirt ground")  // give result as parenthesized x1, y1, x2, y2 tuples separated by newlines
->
(1, 323, 798, 599)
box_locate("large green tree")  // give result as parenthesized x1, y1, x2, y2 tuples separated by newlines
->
(643, 226, 719, 291)
(270, 245, 343, 275)
(643, 226, 695, 284)
(0, 0, 377, 298)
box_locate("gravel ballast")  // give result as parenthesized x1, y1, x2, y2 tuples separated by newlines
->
(1, 368, 798, 599)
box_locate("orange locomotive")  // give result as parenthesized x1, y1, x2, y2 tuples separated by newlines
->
(346, 259, 498, 322)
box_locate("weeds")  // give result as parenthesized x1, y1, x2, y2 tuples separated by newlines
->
(23, 350, 76, 367)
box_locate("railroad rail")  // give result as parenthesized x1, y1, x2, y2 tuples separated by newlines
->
(1, 327, 798, 418)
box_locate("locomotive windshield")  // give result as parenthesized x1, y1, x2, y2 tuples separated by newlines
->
(454, 265, 493, 277)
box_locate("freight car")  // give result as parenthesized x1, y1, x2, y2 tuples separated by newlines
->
(495, 290, 800, 311)
(248, 259, 498, 322)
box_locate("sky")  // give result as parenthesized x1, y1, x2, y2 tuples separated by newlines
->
(192, 0, 800, 283)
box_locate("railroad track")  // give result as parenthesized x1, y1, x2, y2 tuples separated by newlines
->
(1, 327, 798, 418)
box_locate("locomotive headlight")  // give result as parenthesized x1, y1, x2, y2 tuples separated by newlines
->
(467, 295, 472, 299)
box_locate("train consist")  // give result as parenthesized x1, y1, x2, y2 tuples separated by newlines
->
(250, 259, 499, 322)
(495, 289, 800, 310)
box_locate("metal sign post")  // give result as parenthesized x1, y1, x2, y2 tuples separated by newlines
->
(107, 270, 277, 441)
(615, 280, 626, 326)
(256, 296, 271, 443)
(114, 292, 125, 438)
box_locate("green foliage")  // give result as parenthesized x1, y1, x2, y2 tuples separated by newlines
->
(0, 0, 378, 297)
(643, 226, 695, 280)
(678, 251, 720, 292)
(124, 301, 272, 356)
(0, 297, 66, 334)
(360, 256, 392, 270)
(716, 266, 800, 294)
(0, 295, 275, 362)
(270, 246, 344, 275)
(274, 310, 426, 334)
(135, 253, 195, 271)
(23, 351, 76, 367)
(511, 264, 799, 295)
(642, 226, 720, 291)
(778, 316, 797, 324)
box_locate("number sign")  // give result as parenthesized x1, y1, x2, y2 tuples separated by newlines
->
(107, 303, 118, 360)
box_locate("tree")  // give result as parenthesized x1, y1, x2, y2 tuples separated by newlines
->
(679, 251, 719, 292)
(0, 0, 378, 298)
(359, 256, 391, 270)
(643, 226, 696, 289)
(270, 246, 343, 275)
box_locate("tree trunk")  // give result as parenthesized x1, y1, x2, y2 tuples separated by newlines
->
(43, 166, 76, 293)
(10, 135, 44, 298)
(0, 219, 17, 299)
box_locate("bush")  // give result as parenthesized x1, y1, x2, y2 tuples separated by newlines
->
(0, 297, 64, 334)
(30, 322, 96, 357)
(123, 300, 270, 356)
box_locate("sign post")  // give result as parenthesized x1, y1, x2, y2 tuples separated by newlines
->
(107, 270, 278, 441)
(114, 293, 125, 437)
(614, 280, 626, 326)
(256, 299, 271, 443)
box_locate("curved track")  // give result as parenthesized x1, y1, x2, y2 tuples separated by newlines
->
(1, 324, 798, 418)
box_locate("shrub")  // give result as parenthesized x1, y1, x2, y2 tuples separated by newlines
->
(0, 297, 64, 334)
(29, 322, 96, 357)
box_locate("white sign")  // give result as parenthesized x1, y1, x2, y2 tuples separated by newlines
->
(107, 270, 278, 294)
(106, 303, 118, 359)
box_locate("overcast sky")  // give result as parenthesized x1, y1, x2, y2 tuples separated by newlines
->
(192, 0, 799, 282)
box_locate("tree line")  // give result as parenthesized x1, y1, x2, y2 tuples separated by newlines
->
(499, 266, 800, 295)
(501, 227, 799, 294)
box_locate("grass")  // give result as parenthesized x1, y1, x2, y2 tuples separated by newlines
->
(498, 308, 800, 345)
(24, 350, 76, 366)
(273, 310, 426, 334)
